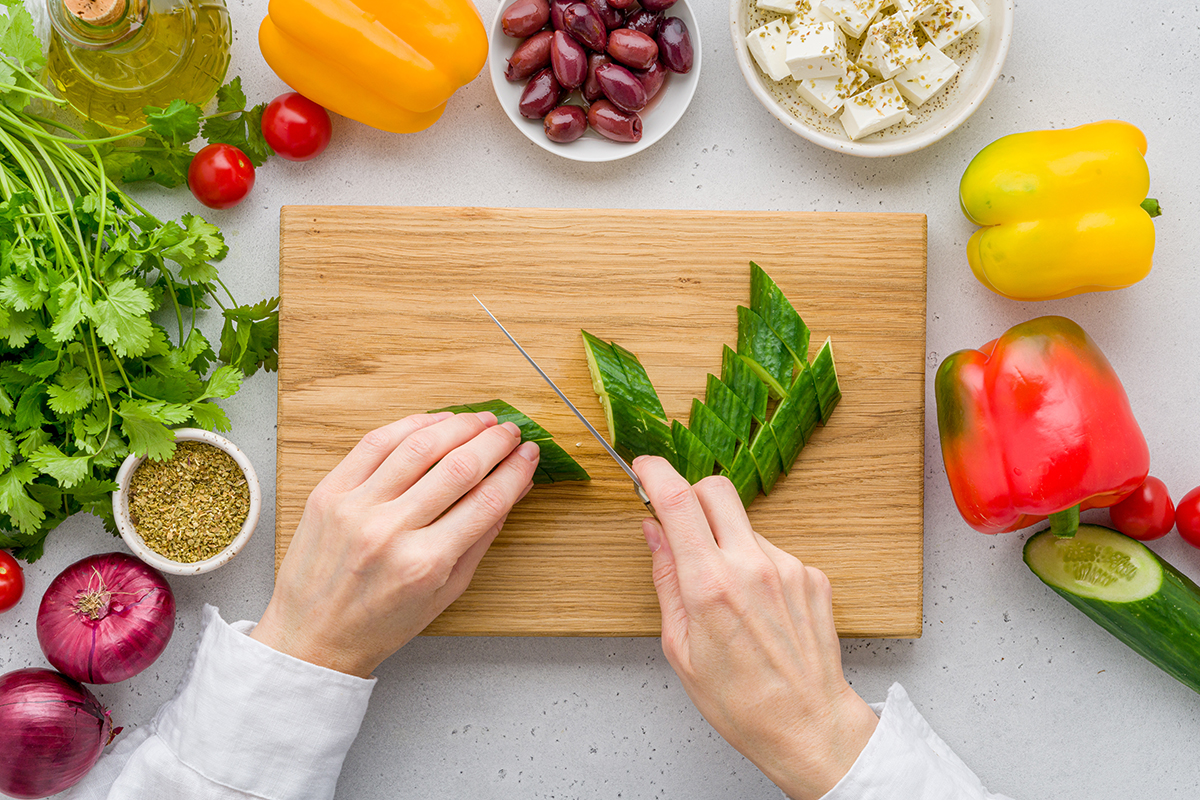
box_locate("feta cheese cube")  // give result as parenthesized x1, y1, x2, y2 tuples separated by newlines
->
(795, 62, 869, 116)
(840, 79, 908, 140)
(746, 19, 794, 81)
(859, 14, 921, 79)
(818, 0, 883, 38)
(894, 42, 959, 105)
(785, 21, 847, 80)
(892, 0, 938, 25)
(920, 0, 984, 50)
(757, 0, 806, 16)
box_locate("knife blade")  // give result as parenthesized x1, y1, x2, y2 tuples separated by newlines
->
(474, 296, 656, 517)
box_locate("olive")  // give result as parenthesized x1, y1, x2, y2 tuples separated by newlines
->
(607, 0, 637, 8)
(544, 105, 588, 143)
(595, 61, 647, 112)
(563, 2, 607, 51)
(639, 0, 677, 11)
(607, 28, 658, 70)
(519, 68, 562, 119)
(505, 31, 554, 81)
(588, 100, 642, 142)
(656, 17, 693, 74)
(501, 0, 551, 38)
(633, 59, 666, 101)
(550, 0, 572, 30)
(550, 31, 588, 89)
(585, 0, 623, 30)
(583, 52, 611, 103)
(623, 9, 662, 37)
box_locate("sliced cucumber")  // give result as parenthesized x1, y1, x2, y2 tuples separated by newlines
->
(769, 365, 821, 469)
(689, 398, 738, 469)
(750, 262, 810, 370)
(609, 395, 678, 468)
(720, 344, 769, 423)
(736, 305, 792, 398)
(611, 341, 667, 421)
(704, 374, 753, 442)
(672, 420, 716, 484)
(721, 444, 762, 508)
(811, 337, 841, 425)
(1025, 524, 1200, 695)
(747, 426, 782, 495)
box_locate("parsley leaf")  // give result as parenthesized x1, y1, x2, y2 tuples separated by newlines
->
(201, 78, 274, 167)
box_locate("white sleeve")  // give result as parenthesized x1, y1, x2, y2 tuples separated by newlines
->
(821, 683, 1016, 800)
(61, 605, 376, 800)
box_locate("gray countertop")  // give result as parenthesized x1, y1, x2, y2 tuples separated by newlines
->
(3, 0, 1199, 797)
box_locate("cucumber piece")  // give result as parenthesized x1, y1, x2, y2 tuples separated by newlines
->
(811, 337, 841, 425)
(769, 365, 821, 469)
(688, 398, 738, 469)
(736, 305, 792, 399)
(1024, 524, 1200, 695)
(582, 331, 665, 420)
(581, 331, 625, 438)
(720, 345, 769, 423)
(704, 374, 753, 442)
(609, 394, 679, 468)
(672, 420, 716, 484)
(747, 426, 782, 494)
(611, 341, 667, 422)
(720, 445, 762, 508)
(750, 262, 811, 369)
(429, 400, 590, 484)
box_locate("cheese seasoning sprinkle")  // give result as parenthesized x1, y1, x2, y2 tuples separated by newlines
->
(128, 442, 250, 563)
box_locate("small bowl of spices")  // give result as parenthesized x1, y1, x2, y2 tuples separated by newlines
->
(113, 429, 261, 576)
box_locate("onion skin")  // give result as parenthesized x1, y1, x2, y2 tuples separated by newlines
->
(37, 552, 176, 685)
(0, 668, 113, 799)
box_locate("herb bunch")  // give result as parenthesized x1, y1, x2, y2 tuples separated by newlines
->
(0, 1, 278, 560)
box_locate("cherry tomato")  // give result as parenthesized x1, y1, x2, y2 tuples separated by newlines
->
(188, 143, 255, 209)
(261, 93, 332, 162)
(0, 550, 24, 612)
(1176, 487, 1200, 548)
(1109, 476, 1175, 541)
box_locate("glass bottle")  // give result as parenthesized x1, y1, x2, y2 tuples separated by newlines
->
(45, 0, 232, 131)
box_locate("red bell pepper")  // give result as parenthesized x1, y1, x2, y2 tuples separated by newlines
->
(935, 316, 1149, 537)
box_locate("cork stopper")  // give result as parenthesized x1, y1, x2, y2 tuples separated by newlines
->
(63, 0, 126, 26)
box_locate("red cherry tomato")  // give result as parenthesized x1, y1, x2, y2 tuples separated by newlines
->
(261, 93, 332, 162)
(1109, 476, 1175, 541)
(188, 144, 255, 209)
(1176, 487, 1200, 548)
(0, 550, 24, 612)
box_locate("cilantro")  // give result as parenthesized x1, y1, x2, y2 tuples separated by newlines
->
(202, 78, 274, 167)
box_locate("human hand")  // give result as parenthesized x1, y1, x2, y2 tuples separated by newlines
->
(251, 411, 540, 678)
(633, 457, 879, 800)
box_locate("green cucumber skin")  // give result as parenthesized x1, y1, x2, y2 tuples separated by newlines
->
(720, 445, 761, 508)
(770, 367, 820, 467)
(748, 427, 782, 495)
(750, 262, 811, 369)
(1025, 527, 1200, 695)
(736, 306, 792, 397)
(689, 398, 739, 469)
(608, 396, 678, 469)
(704, 374, 753, 441)
(721, 345, 769, 423)
(811, 338, 841, 425)
(611, 341, 667, 421)
(672, 420, 716, 485)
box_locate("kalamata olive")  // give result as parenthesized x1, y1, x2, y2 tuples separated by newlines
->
(502, 0, 551, 38)
(505, 30, 554, 81)
(656, 16, 693, 73)
(606, 28, 658, 70)
(588, 99, 642, 142)
(550, 0, 572, 30)
(639, 0, 677, 11)
(633, 58, 666, 101)
(607, 0, 636, 8)
(563, 3, 607, 51)
(544, 105, 588, 142)
(595, 61, 646, 112)
(550, 30, 588, 89)
(585, 0, 623, 30)
(583, 52, 611, 103)
(519, 68, 562, 118)
(624, 9, 662, 37)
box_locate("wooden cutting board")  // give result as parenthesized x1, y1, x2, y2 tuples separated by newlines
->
(277, 207, 926, 638)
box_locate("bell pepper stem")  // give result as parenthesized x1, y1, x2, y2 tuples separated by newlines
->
(1141, 198, 1162, 218)
(1050, 506, 1080, 538)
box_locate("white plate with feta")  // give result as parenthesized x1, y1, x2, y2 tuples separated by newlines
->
(731, 0, 1014, 156)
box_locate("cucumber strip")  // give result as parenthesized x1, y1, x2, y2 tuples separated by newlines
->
(720, 444, 762, 508)
(672, 420, 716, 484)
(720, 344, 769, 423)
(736, 305, 792, 398)
(811, 337, 841, 425)
(608, 394, 679, 468)
(770, 365, 821, 469)
(611, 341, 668, 421)
(581, 331, 625, 438)
(1025, 524, 1200, 695)
(750, 262, 811, 369)
(533, 439, 592, 484)
(748, 425, 782, 494)
(688, 398, 738, 469)
(704, 374, 753, 442)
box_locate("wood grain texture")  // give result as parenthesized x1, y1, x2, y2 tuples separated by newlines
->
(277, 207, 926, 638)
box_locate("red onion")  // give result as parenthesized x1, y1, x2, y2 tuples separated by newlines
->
(37, 552, 175, 684)
(0, 668, 116, 798)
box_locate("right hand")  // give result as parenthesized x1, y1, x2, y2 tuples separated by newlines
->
(633, 456, 879, 800)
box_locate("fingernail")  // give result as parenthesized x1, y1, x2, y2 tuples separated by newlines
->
(632, 455, 647, 466)
(501, 421, 522, 438)
(642, 518, 662, 553)
(476, 411, 497, 425)
(432, 411, 455, 421)
(516, 441, 540, 461)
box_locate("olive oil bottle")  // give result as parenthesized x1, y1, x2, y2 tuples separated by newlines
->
(45, 0, 231, 131)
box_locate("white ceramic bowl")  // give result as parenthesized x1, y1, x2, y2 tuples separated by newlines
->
(731, 0, 1014, 156)
(489, 0, 701, 162)
(113, 428, 261, 576)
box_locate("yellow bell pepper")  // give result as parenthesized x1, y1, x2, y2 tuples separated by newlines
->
(959, 120, 1159, 301)
(259, 0, 488, 134)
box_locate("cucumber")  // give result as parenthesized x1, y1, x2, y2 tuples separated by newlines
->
(611, 341, 667, 421)
(747, 426, 782, 494)
(720, 444, 761, 508)
(608, 395, 678, 468)
(1024, 524, 1200, 695)
(429, 400, 590, 484)
(704, 374, 753, 442)
(582, 331, 666, 421)
(769, 365, 821, 468)
(736, 305, 792, 398)
(672, 420, 716, 484)
(810, 337, 841, 425)
(688, 398, 738, 469)
(750, 262, 810, 369)
(720, 344, 769, 423)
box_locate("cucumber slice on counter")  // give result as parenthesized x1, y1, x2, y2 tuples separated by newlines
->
(721, 445, 762, 508)
(750, 261, 810, 369)
(429, 400, 590, 484)
(1024, 524, 1200, 695)
(689, 398, 738, 469)
(609, 395, 678, 468)
(811, 337, 841, 425)
(721, 345, 769, 423)
(769, 365, 821, 469)
(672, 420, 716, 484)
(704, 374, 753, 442)
(736, 305, 792, 398)
(582, 331, 665, 420)
(748, 426, 782, 495)
(612, 341, 667, 421)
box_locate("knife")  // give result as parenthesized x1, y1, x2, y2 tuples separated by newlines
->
(474, 296, 656, 517)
